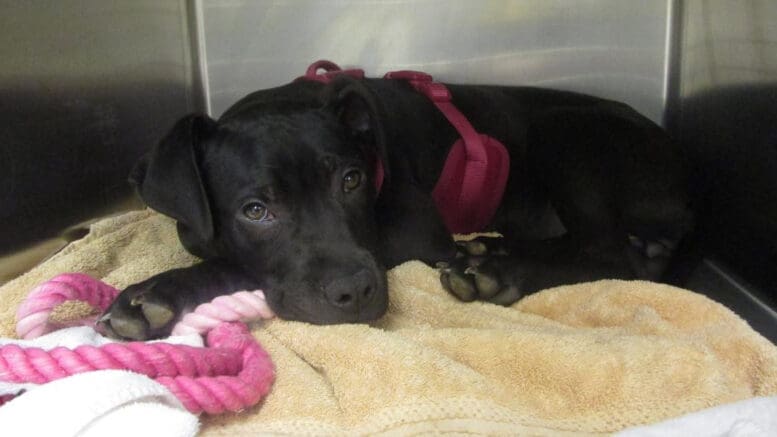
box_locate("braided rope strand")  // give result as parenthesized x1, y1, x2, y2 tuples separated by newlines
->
(172, 290, 274, 335)
(0, 336, 243, 384)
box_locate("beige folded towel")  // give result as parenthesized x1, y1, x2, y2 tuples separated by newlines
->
(1, 209, 775, 435)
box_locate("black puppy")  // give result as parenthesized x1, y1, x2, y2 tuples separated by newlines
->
(99, 73, 692, 340)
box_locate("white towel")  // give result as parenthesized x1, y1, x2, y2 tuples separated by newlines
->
(617, 396, 777, 437)
(0, 370, 199, 437)
(0, 326, 203, 436)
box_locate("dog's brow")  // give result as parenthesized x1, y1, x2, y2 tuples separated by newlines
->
(259, 185, 276, 201)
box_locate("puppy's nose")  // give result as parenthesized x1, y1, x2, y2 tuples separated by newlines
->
(323, 269, 375, 310)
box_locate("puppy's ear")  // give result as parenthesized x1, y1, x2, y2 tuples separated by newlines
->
(322, 78, 389, 183)
(130, 114, 219, 258)
(335, 91, 374, 142)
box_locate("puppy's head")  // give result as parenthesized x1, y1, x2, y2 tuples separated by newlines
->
(131, 80, 390, 324)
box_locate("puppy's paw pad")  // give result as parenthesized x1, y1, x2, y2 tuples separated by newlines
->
(488, 285, 523, 306)
(468, 267, 501, 299)
(97, 283, 179, 340)
(104, 313, 148, 341)
(439, 255, 525, 306)
(440, 267, 477, 302)
(141, 299, 176, 329)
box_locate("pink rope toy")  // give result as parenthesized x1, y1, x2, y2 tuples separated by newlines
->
(3, 273, 277, 414)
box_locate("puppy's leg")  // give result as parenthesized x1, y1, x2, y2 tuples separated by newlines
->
(98, 259, 259, 340)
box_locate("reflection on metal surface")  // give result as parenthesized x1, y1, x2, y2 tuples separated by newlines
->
(0, 194, 143, 286)
(685, 259, 777, 344)
(680, 0, 777, 96)
(199, 0, 671, 123)
(672, 0, 777, 295)
(0, 0, 198, 254)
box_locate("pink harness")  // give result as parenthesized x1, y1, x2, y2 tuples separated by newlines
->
(298, 60, 510, 234)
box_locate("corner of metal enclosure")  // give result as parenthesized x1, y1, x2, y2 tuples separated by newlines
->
(184, 0, 211, 115)
(662, 0, 684, 134)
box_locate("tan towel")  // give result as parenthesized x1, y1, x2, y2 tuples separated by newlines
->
(1, 209, 775, 435)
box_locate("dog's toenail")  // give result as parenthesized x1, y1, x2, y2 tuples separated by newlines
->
(130, 294, 146, 307)
(447, 271, 477, 302)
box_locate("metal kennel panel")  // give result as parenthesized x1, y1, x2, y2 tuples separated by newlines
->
(197, 0, 673, 124)
(0, 0, 198, 279)
(670, 0, 777, 341)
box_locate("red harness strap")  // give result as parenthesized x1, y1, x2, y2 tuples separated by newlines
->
(298, 61, 510, 234)
(296, 60, 366, 83)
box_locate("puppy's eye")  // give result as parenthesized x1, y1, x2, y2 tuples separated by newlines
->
(242, 201, 269, 221)
(343, 170, 362, 192)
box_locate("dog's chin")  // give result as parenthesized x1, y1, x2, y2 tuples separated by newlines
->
(265, 289, 389, 325)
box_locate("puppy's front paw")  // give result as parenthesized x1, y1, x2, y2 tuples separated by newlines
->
(438, 237, 524, 306)
(97, 281, 179, 340)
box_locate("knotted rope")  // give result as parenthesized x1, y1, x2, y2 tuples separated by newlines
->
(3, 273, 276, 414)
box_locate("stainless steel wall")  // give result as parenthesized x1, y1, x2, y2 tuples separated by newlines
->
(677, 0, 777, 95)
(199, 0, 672, 124)
(0, 1, 199, 258)
(671, 0, 777, 297)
